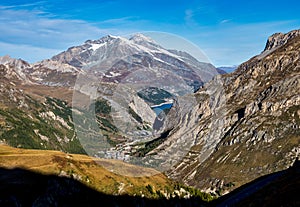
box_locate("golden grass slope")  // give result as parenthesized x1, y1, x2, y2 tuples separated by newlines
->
(0, 144, 173, 197)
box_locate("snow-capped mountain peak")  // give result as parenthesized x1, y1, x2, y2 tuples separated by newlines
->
(45, 34, 219, 90)
(129, 33, 156, 44)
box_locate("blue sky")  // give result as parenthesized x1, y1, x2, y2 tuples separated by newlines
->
(0, 0, 299, 66)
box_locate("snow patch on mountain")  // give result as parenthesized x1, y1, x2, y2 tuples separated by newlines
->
(104, 71, 122, 78)
(90, 42, 106, 51)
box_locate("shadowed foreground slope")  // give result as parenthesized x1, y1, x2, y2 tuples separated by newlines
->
(0, 144, 213, 206)
(212, 160, 300, 207)
(1, 162, 299, 207)
(0, 167, 209, 207)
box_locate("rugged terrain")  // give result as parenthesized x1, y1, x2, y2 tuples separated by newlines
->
(213, 159, 300, 206)
(0, 30, 299, 203)
(0, 34, 219, 162)
(162, 29, 300, 195)
(0, 57, 83, 153)
(0, 144, 213, 206)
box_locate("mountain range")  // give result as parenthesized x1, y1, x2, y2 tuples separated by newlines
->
(0, 30, 299, 206)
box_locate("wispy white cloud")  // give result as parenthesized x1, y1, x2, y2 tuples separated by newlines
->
(184, 9, 195, 25)
(1, 1, 299, 66)
(95, 16, 149, 34)
(99, 16, 138, 24)
(0, 1, 46, 10)
(184, 5, 219, 28)
(220, 19, 231, 24)
(0, 41, 61, 63)
(0, 7, 124, 62)
(0, 8, 106, 46)
(184, 8, 204, 27)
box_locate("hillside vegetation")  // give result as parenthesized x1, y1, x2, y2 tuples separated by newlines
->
(0, 144, 213, 201)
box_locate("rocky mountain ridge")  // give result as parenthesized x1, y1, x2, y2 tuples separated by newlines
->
(0, 33, 218, 92)
(0, 55, 32, 83)
(161, 29, 300, 195)
(264, 29, 300, 51)
(49, 33, 217, 92)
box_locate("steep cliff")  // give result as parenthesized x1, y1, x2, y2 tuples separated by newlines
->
(163, 30, 300, 195)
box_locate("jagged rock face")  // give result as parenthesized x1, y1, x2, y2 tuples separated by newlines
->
(0, 55, 80, 87)
(164, 31, 300, 195)
(28, 63, 79, 87)
(128, 95, 157, 125)
(0, 55, 32, 83)
(264, 29, 300, 51)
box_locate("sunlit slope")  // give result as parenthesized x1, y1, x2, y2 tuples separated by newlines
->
(0, 144, 172, 197)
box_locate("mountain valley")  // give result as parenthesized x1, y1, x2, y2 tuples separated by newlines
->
(0, 30, 299, 206)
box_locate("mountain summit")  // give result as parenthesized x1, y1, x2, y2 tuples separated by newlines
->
(47, 34, 218, 91)
(264, 29, 300, 51)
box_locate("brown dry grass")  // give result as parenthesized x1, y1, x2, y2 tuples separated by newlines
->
(0, 144, 173, 196)
(19, 84, 73, 104)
